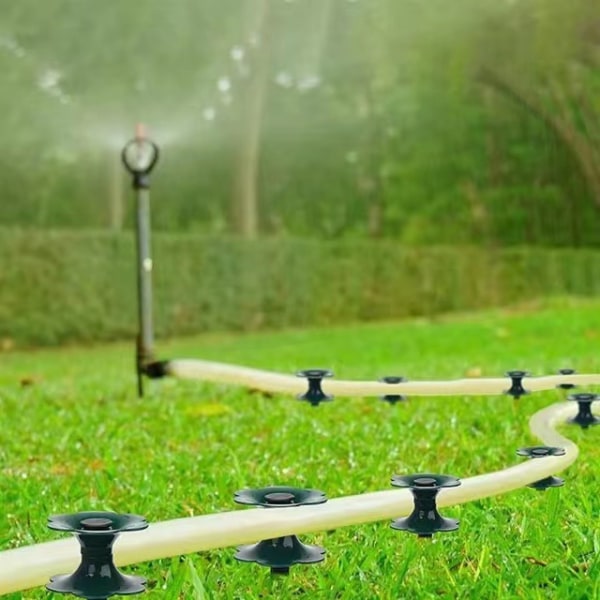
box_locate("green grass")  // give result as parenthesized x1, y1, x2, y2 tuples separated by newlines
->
(1, 296, 599, 599)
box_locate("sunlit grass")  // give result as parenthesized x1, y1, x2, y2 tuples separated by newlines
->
(1, 296, 599, 599)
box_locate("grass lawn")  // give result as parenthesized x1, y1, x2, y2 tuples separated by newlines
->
(1, 296, 599, 599)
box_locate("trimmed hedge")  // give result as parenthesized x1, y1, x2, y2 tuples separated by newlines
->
(1, 228, 600, 346)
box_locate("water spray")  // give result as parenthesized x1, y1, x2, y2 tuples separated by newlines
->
(121, 124, 160, 397)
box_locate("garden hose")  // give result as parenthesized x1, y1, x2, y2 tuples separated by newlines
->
(0, 401, 585, 595)
(165, 358, 600, 396)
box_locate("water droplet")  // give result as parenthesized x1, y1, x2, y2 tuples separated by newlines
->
(217, 77, 231, 93)
(203, 107, 216, 121)
(275, 71, 294, 88)
(297, 75, 321, 92)
(230, 45, 244, 61)
(38, 68, 62, 91)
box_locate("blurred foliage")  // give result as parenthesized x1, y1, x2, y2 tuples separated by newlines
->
(0, 0, 599, 245)
(2, 228, 600, 346)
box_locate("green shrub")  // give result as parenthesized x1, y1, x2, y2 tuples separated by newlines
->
(0, 228, 598, 347)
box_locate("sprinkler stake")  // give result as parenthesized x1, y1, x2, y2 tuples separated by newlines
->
(505, 370, 530, 399)
(391, 474, 461, 537)
(557, 368, 577, 391)
(379, 375, 407, 404)
(46, 511, 148, 599)
(516, 446, 566, 490)
(297, 369, 333, 406)
(567, 393, 600, 429)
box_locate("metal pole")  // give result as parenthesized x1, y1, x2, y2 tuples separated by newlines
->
(135, 186, 154, 396)
(121, 126, 160, 397)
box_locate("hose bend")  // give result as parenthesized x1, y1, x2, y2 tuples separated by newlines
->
(0, 401, 583, 596)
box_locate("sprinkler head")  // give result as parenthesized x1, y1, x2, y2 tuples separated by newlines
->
(516, 446, 566, 491)
(557, 368, 577, 390)
(234, 486, 327, 574)
(234, 486, 327, 508)
(390, 473, 461, 537)
(505, 370, 530, 399)
(379, 375, 407, 404)
(121, 124, 159, 189)
(516, 446, 565, 458)
(46, 511, 148, 599)
(297, 369, 333, 407)
(567, 392, 600, 429)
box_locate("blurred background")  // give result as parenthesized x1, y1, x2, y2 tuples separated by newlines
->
(1, 0, 600, 347)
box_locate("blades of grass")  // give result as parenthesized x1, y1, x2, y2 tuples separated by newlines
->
(187, 558, 208, 600)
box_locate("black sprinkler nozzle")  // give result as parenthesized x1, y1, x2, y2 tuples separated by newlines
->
(390, 474, 461, 538)
(380, 376, 407, 404)
(297, 369, 333, 407)
(505, 370, 530, 399)
(567, 392, 600, 429)
(516, 446, 566, 491)
(46, 511, 148, 599)
(234, 486, 327, 574)
(121, 137, 160, 190)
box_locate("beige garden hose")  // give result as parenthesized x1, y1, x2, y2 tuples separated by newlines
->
(0, 398, 588, 596)
(165, 358, 600, 396)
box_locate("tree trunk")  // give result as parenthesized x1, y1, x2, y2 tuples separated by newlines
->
(367, 183, 384, 238)
(302, 0, 334, 77)
(362, 86, 385, 238)
(231, 0, 270, 238)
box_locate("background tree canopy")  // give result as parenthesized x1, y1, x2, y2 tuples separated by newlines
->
(1, 0, 599, 246)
